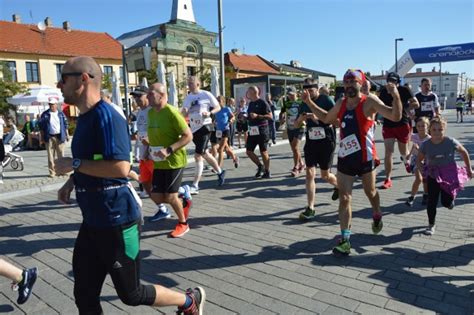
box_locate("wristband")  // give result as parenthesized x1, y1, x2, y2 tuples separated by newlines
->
(166, 147, 173, 155)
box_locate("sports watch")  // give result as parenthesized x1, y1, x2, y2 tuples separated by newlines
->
(72, 158, 82, 171)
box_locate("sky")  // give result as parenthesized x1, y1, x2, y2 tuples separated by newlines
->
(1, 0, 473, 80)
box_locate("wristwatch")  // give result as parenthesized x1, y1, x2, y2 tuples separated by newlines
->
(72, 158, 82, 171)
(166, 147, 174, 155)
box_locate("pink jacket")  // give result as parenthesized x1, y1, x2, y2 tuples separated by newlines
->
(424, 163, 469, 198)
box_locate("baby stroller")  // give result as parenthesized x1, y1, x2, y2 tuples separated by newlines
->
(2, 130, 25, 171)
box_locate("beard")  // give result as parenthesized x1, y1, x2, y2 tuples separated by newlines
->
(345, 87, 358, 98)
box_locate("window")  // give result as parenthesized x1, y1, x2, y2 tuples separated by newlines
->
(432, 84, 437, 91)
(186, 45, 197, 53)
(444, 83, 450, 90)
(56, 64, 64, 82)
(26, 62, 39, 82)
(119, 66, 124, 84)
(103, 66, 113, 77)
(450, 92, 455, 98)
(1, 61, 17, 82)
(187, 66, 196, 77)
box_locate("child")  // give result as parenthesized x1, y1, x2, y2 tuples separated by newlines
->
(417, 117, 472, 235)
(405, 117, 431, 206)
(0, 258, 37, 304)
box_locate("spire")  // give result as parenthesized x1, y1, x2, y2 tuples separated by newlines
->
(171, 0, 196, 23)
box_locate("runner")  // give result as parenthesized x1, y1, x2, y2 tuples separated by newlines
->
(246, 86, 272, 179)
(0, 258, 37, 304)
(417, 117, 472, 235)
(455, 94, 465, 123)
(215, 96, 239, 168)
(405, 117, 431, 206)
(181, 76, 225, 194)
(414, 78, 440, 133)
(379, 72, 420, 189)
(280, 87, 305, 177)
(235, 98, 248, 149)
(302, 69, 402, 256)
(55, 56, 205, 314)
(296, 78, 339, 221)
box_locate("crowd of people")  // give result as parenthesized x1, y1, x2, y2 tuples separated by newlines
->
(0, 57, 472, 314)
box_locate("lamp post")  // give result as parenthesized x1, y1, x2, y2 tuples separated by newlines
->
(460, 72, 466, 95)
(395, 38, 404, 73)
(217, 0, 225, 97)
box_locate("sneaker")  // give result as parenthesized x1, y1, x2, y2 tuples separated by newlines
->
(297, 163, 306, 172)
(183, 198, 192, 220)
(177, 286, 206, 315)
(261, 170, 271, 179)
(189, 185, 199, 195)
(299, 207, 315, 221)
(333, 239, 351, 256)
(16, 267, 38, 305)
(180, 185, 192, 201)
(217, 170, 226, 186)
(170, 222, 190, 238)
(255, 165, 264, 178)
(405, 196, 415, 207)
(272, 139, 276, 145)
(139, 190, 148, 198)
(149, 206, 171, 222)
(447, 200, 455, 210)
(424, 225, 436, 235)
(381, 179, 392, 189)
(290, 167, 299, 177)
(234, 157, 240, 168)
(372, 218, 383, 234)
(404, 163, 412, 173)
(331, 188, 339, 201)
(421, 194, 428, 205)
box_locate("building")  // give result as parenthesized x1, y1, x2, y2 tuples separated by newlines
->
(274, 61, 336, 88)
(0, 15, 134, 89)
(225, 49, 280, 79)
(117, 0, 219, 101)
(370, 68, 473, 108)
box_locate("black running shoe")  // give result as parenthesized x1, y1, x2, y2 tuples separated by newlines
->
(16, 267, 38, 304)
(255, 165, 264, 178)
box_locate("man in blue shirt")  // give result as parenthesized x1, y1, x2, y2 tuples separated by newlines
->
(54, 56, 205, 315)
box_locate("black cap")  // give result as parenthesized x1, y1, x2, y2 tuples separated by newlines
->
(386, 72, 401, 84)
(130, 85, 148, 96)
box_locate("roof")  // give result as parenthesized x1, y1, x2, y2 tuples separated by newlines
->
(276, 63, 311, 75)
(0, 20, 122, 60)
(225, 52, 279, 74)
(370, 71, 458, 80)
(116, 24, 162, 49)
(279, 63, 336, 78)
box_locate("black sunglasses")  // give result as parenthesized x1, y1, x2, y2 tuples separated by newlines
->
(60, 72, 95, 84)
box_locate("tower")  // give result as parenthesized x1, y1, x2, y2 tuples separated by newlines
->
(170, 0, 196, 23)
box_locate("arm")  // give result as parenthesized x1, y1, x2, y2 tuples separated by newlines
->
(407, 97, 420, 110)
(456, 144, 473, 178)
(367, 83, 402, 121)
(433, 94, 441, 117)
(301, 90, 340, 124)
(168, 127, 192, 153)
(415, 151, 425, 173)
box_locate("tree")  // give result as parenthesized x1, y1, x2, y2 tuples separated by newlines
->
(0, 61, 27, 117)
(467, 86, 474, 100)
(102, 73, 112, 92)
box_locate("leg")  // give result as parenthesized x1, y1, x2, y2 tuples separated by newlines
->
(305, 167, 316, 209)
(0, 258, 23, 283)
(246, 150, 260, 166)
(217, 138, 226, 167)
(397, 141, 409, 161)
(46, 140, 55, 176)
(261, 151, 270, 171)
(383, 138, 395, 181)
(290, 137, 300, 168)
(202, 151, 221, 173)
(192, 154, 204, 187)
(320, 169, 338, 187)
(361, 171, 381, 214)
(426, 176, 441, 225)
(336, 172, 356, 231)
(166, 193, 186, 223)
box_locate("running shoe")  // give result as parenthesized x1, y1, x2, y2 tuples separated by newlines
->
(15, 267, 38, 305)
(183, 199, 192, 220)
(149, 206, 171, 222)
(262, 170, 271, 179)
(447, 200, 455, 210)
(404, 163, 412, 173)
(176, 286, 206, 315)
(332, 239, 351, 256)
(299, 207, 315, 221)
(372, 218, 383, 234)
(424, 225, 436, 235)
(139, 190, 148, 198)
(421, 193, 428, 205)
(189, 185, 199, 195)
(405, 196, 415, 207)
(331, 188, 339, 201)
(255, 165, 264, 178)
(180, 185, 192, 201)
(170, 222, 190, 238)
(297, 163, 306, 172)
(381, 179, 392, 189)
(234, 157, 240, 168)
(272, 139, 276, 145)
(290, 167, 299, 177)
(217, 170, 226, 186)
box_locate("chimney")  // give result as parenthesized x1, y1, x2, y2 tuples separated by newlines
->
(63, 21, 71, 31)
(231, 48, 241, 55)
(12, 14, 21, 23)
(290, 60, 301, 68)
(44, 17, 52, 27)
(416, 68, 422, 73)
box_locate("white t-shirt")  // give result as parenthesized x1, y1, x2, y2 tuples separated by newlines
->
(0, 117, 4, 136)
(183, 90, 219, 133)
(136, 106, 151, 160)
(48, 111, 61, 134)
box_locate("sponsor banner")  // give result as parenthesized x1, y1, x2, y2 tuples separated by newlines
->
(409, 42, 474, 64)
(388, 50, 416, 77)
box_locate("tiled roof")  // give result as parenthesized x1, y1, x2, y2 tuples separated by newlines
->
(0, 20, 122, 60)
(116, 24, 162, 49)
(225, 52, 279, 74)
(370, 71, 457, 80)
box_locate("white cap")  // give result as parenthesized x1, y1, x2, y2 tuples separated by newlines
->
(48, 97, 59, 104)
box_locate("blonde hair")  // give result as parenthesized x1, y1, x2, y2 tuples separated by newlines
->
(415, 116, 430, 126)
(429, 116, 447, 130)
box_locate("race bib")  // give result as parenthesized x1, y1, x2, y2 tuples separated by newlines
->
(249, 126, 260, 136)
(149, 146, 165, 161)
(308, 127, 326, 140)
(287, 116, 297, 129)
(338, 134, 361, 158)
(216, 130, 223, 138)
(190, 112, 202, 130)
(421, 101, 433, 112)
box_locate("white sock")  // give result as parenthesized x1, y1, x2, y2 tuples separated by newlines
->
(193, 160, 204, 186)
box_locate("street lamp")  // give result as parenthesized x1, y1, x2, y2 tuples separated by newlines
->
(460, 72, 466, 95)
(395, 38, 404, 73)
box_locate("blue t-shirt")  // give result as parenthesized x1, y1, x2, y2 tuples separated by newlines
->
(72, 100, 139, 227)
(215, 106, 232, 131)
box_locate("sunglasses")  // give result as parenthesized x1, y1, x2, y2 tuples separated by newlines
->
(60, 72, 95, 84)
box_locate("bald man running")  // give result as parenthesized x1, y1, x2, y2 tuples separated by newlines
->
(55, 56, 205, 314)
(302, 69, 402, 256)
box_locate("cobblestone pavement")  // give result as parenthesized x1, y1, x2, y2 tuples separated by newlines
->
(0, 110, 473, 314)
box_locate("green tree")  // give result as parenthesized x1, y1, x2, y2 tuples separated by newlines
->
(468, 86, 474, 100)
(0, 61, 27, 116)
(102, 73, 112, 92)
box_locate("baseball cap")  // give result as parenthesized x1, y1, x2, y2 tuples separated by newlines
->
(386, 72, 401, 84)
(130, 85, 148, 96)
(343, 69, 366, 84)
(287, 86, 297, 94)
(48, 97, 59, 104)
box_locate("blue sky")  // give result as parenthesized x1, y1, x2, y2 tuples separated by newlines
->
(1, 0, 473, 79)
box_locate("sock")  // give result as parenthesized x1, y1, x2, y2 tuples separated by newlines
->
(193, 160, 204, 186)
(182, 294, 193, 309)
(216, 166, 222, 174)
(373, 212, 382, 222)
(341, 229, 351, 241)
